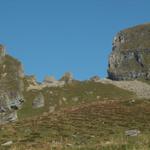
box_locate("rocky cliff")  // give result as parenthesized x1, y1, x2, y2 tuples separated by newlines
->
(0, 45, 24, 124)
(108, 23, 150, 80)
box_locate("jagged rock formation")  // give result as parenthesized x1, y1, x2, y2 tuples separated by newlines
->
(89, 76, 100, 82)
(43, 76, 65, 87)
(60, 72, 73, 84)
(108, 23, 150, 80)
(0, 45, 24, 123)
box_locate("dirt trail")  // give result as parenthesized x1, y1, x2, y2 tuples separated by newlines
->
(99, 79, 150, 99)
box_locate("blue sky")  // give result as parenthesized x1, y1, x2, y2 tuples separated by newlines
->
(0, 0, 150, 81)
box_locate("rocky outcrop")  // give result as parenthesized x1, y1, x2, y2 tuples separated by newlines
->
(60, 72, 73, 84)
(0, 111, 18, 124)
(0, 45, 25, 124)
(43, 76, 65, 87)
(89, 76, 100, 82)
(0, 45, 5, 63)
(108, 23, 150, 80)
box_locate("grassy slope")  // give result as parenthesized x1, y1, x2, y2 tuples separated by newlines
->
(120, 23, 150, 50)
(18, 81, 135, 119)
(1, 100, 150, 150)
(0, 81, 143, 150)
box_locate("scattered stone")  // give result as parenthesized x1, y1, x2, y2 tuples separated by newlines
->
(44, 76, 56, 83)
(96, 96, 100, 99)
(0, 93, 11, 111)
(1, 141, 13, 146)
(60, 72, 73, 84)
(130, 99, 135, 104)
(9, 92, 24, 110)
(1, 72, 7, 78)
(0, 111, 18, 124)
(72, 97, 79, 102)
(49, 106, 55, 113)
(62, 97, 67, 102)
(42, 76, 65, 88)
(125, 129, 140, 136)
(90, 76, 100, 82)
(49, 91, 53, 94)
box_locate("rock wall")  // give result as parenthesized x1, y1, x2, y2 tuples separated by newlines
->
(0, 45, 24, 124)
(108, 23, 150, 80)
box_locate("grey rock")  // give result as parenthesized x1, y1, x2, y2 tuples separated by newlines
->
(0, 111, 18, 124)
(0, 93, 11, 111)
(72, 97, 79, 102)
(0, 44, 5, 63)
(60, 72, 73, 84)
(8, 91, 24, 110)
(42, 76, 65, 88)
(49, 106, 55, 113)
(1, 141, 13, 146)
(90, 76, 100, 82)
(44, 76, 56, 83)
(108, 23, 150, 80)
(32, 93, 45, 108)
(125, 129, 140, 136)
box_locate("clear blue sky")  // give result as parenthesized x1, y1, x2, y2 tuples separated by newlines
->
(0, 0, 150, 81)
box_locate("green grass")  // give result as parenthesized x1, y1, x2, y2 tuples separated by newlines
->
(119, 23, 150, 50)
(18, 81, 135, 119)
(1, 99, 150, 149)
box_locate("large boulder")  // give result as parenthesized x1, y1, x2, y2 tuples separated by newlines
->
(32, 93, 45, 108)
(108, 23, 150, 80)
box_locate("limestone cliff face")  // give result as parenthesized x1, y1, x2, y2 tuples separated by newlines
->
(108, 23, 150, 80)
(0, 45, 24, 124)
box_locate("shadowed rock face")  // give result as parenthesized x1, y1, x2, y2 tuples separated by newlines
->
(108, 23, 150, 80)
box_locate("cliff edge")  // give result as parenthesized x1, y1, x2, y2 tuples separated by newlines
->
(108, 23, 150, 80)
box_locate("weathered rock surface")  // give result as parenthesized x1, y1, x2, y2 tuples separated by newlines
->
(43, 76, 65, 87)
(60, 72, 73, 84)
(99, 79, 150, 99)
(0, 45, 24, 124)
(32, 93, 45, 108)
(0, 111, 18, 124)
(125, 129, 140, 137)
(108, 23, 150, 80)
(89, 76, 100, 82)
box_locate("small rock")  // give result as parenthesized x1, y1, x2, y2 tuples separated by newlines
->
(49, 106, 55, 113)
(130, 99, 135, 103)
(125, 129, 140, 136)
(62, 97, 67, 102)
(1, 141, 13, 146)
(44, 76, 56, 83)
(60, 72, 73, 84)
(96, 96, 100, 99)
(49, 91, 53, 94)
(90, 76, 100, 82)
(72, 97, 79, 102)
